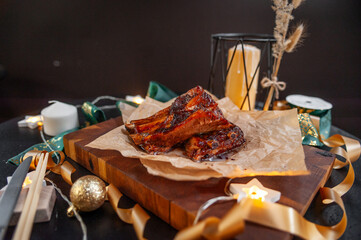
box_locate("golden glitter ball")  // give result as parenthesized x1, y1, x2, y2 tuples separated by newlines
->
(70, 175, 106, 212)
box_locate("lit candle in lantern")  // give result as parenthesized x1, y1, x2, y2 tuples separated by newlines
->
(225, 44, 261, 110)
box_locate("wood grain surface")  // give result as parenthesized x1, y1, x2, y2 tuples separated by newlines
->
(63, 117, 335, 239)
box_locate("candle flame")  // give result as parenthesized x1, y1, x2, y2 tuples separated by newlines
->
(242, 185, 268, 201)
(22, 177, 32, 188)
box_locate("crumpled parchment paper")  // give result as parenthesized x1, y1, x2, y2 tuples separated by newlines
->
(87, 97, 308, 181)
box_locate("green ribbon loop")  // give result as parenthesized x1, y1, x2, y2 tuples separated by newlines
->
(297, 113, 323, 147)
(313, 109, 331, 140)
(7, 128, 77, 165)
(147, 81, 178, 102)
(290, 102, 332, 147)
(81, 101, 107, 125)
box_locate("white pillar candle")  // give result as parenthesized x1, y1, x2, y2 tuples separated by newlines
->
(41, 101, 79, 136)
(225, 44, 261, 110)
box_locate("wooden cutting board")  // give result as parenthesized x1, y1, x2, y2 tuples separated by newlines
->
(63, 117, 335, 239)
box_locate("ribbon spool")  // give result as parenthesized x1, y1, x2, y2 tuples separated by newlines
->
(286, 94, 333, 111)
(286, 94, 333, 146)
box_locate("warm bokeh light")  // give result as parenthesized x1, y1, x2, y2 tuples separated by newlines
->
(18, 115, 43, 129)
(133, 96, 145, 105)
(242, 185, 268, 201)
(26, 116, 43, 123)
(125, 95, 145, 105)
(22, 177, 32, 188)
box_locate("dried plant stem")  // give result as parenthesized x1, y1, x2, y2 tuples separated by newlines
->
(285, 24, 304, 53)
(263, 42, 285, 111)
(263, 0, 305, 111)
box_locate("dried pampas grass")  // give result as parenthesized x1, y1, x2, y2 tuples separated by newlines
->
(292, 0, 304, 9)
(285, 24, 304, 53)
(263, 0, 306, 110)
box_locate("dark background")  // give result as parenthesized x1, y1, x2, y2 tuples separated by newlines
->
(0, 0, 360, 137)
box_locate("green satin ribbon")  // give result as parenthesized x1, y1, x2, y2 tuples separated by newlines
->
(81, 101, 107, 125)
(8, 128, 77, 165)
(297, 113, 323, 147)
(289, 103, 332, 147)
(306, 109, 331, 140)
(147, 81, 178, 102)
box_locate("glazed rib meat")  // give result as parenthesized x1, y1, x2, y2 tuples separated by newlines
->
(125, 86, 230, 153)
(185, 123, 245, 161)
(125, 85, 246, 160)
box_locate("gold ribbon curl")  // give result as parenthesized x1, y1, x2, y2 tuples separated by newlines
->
(175, 132, 360, 239)
(310, 116, 361, 197)
(107, 184, 150, 240)
(21, 150, 75, 185)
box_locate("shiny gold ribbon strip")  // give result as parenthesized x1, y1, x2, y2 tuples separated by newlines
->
(175, 188, 347, 240)
(322, 135, 360, 198)
(107, 184, 150, 240)
(241, 188, 346, 240)
(175, 202, 245, 240)
(175, 132, 360, 239)
(311, 114, 361, 196)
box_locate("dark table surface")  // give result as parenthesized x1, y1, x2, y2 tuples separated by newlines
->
(0, 107, 361, 240)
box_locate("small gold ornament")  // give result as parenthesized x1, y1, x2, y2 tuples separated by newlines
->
(68, 175, 106, 216)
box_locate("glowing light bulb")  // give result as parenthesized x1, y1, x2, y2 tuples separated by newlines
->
(27, 116, 42, 123)
(133, 96, 145, 104)
(18, 115, 43, 129)
(242, 185, 268, 201)
(22, 177, 32, 188)
(125, 95, 145, 105)
(230, 179, 281, 203)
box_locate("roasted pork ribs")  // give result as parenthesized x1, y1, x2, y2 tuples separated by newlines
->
(125, 86, 245, 160)
(185, 123, 245, 161)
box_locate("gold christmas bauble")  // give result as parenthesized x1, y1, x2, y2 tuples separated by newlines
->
(69, 175, 106, 212)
